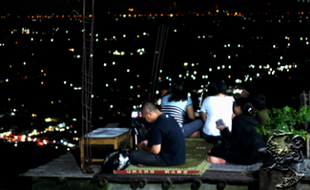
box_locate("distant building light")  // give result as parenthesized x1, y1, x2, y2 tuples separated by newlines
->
(209, 68, 212, 72)
(112, 62, 115, 65)
(156, 90, 159, 94)
(70, 83, 73, 87)
(104, 63, 107, 67)
(77, 55, 81, 58)
(110, 105, 113, 108)
(114, 78, 117, 81)
(127, 69, 130, 72)
(64, 81, 67, 84)
(130, 86, 133, 89)
(72, 118, 77, 121)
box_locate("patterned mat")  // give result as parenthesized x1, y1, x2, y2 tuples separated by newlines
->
(114, 138, 213, 175)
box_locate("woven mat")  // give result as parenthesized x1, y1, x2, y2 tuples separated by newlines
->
(114, 138, 213, 175)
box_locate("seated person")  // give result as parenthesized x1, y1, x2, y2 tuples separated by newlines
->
(161, 79, 203, 137)
(250, 93, 269, 125)
(207, 98, 265, 165)
(200, 77, 234, 142)
(130, 102, 186, 166)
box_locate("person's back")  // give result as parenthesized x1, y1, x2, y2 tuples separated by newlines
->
(161, 93, 189, 128)
(201, 96, 234, 136)
(226, 114, 264, 165)
(150, 113, 186, 165)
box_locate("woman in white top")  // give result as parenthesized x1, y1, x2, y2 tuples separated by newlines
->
(201, 77, 234, 141)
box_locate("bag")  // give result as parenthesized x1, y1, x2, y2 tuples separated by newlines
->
(101, 149, 131, 173)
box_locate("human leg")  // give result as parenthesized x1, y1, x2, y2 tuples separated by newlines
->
(130, 150, 169, 166)
(183, 119, 204, 138)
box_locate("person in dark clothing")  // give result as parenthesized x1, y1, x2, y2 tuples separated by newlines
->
(130, 102, 186, 166)
(207, 98, 265, 165)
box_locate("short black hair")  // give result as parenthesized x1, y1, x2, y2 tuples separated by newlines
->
(250, 93, 267, 110)
(141, 102, 158, 114)
(208, 77, 227, 96)
(235, 97, 254, 116)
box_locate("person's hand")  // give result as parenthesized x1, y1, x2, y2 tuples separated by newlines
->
(216, 123, 226, 131)
(137, 140, 148, 150)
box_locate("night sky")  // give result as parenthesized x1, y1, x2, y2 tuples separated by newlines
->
(1, 0, 310, 129)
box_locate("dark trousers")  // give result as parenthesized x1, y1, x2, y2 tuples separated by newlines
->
(130, 150, 169, 166)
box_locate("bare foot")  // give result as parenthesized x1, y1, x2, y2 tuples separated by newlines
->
(207, 156, 226, 164)
(138, 164, 146, 167)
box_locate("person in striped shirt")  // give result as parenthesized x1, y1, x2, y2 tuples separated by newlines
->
(161, 79, 203, 137)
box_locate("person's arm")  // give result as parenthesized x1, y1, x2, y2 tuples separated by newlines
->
(186, 105, 196, 120)
(137, 141, 161, 154)
(201, 112, 207, 122)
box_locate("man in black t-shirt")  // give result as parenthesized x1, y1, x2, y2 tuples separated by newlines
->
(130, 102, 186, 166)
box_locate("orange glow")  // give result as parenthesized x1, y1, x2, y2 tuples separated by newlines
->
(56, 15, 59, 18)
(128, 14, 131, 17)
(158, 77, 161, 80)
(196, 13, 199, 16)
(268, 2, 270, 5)
(160, 14, 163, 17)
(69, 48, 74, 52)
(201, 13, 204, 16)
(8, 98, 11, 101)
(217, 23, 219, 26)
(31, 113, 37, 117)
(227, 13, 229, 16)
(41, 69, 44, 73)
(68, 15, 70, 17)
(41, 81, 44, 85)
(256, 36, 259, 39)
(128, 8, 134, 12)
(79, 15, 82, 17)
(28, 15, 30, 18)
(51, 101, 54, 104)
(228, 75, 231, 79)
(137, 85, 141, 88)
(15, 41, 18, 44)
(208, 12, 210, 15)
(176, 14, 179, 16)
(260, 37, 263, 39)
(148, 14, 152, 17)
(139, 114, 142, 118)
(302, 12, 304, 15)
(298, 12, 300, 14)
(45, 15, 47, 18)
(155, 14, 158, 17)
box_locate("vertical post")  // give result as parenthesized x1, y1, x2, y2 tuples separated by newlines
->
(81, 0, 95, 173)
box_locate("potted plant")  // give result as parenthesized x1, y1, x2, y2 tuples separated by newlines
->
(255, 105, 310, 167)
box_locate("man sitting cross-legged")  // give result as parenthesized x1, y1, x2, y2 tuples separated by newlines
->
(130, 102, 186, 166)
